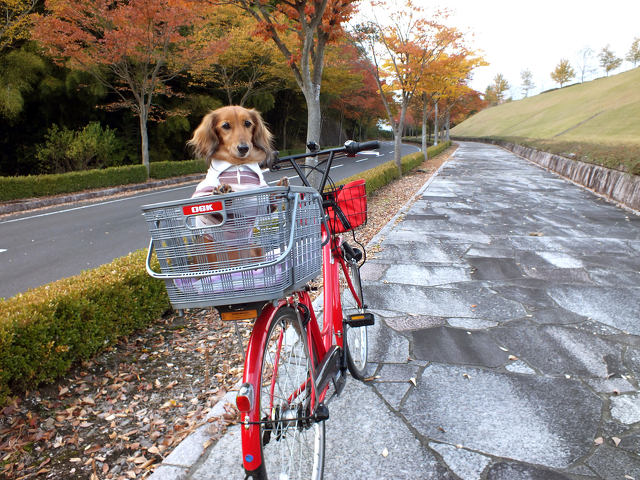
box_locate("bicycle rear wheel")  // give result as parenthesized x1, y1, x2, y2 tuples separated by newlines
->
(341, 258, 369, 380)
(255, 306, 325, 480)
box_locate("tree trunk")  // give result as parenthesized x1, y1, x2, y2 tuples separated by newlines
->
(393, 103, 407, 175)
(445, 111, 450, 141)
(421, 93, 428, 162)
(433, 100, 439, 146)
(139, 105, 150, 178)
(303, 85, 323, 188)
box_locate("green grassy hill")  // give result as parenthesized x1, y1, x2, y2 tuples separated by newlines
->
(451, 67, 640, 173)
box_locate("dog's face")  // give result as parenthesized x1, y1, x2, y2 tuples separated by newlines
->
(188, 106, 273, 166)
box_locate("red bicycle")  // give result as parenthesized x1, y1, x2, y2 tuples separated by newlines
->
(142, 140, 380, 479)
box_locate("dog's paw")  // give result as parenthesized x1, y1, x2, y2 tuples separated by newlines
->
(277, 176, 289, 187)
(212, 184, 233, 195)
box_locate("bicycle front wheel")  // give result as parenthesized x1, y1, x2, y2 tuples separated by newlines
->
(257, 307, 325, 480)
(341, 259, 369, 380)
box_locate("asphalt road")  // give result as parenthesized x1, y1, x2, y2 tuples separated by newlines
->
(0, 141, 419, 299)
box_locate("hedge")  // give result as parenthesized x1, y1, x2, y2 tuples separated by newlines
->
(0, 165, 148, 202)
(0, 141, 452, 405)
(0, 160, 208, 202)
(149, 159, 207, 179)
(0, 250, 170, 405)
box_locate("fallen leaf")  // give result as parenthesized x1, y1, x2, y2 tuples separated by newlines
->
(381, 447, 389, 457)
(594, 437, 604, 445)
(498, 346, 509, 352)
(148, 446, 161, 455)
(612, 437, 621, 447)
(409, 377, 417, 387)
(508, 355, 518, 361)
(462, 373, 471, 380)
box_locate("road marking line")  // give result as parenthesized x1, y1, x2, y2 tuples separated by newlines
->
(0, 184, 197, 225)
(0, 249, 6, 253)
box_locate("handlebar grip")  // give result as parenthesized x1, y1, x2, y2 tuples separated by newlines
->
(344, 140, 380, 155)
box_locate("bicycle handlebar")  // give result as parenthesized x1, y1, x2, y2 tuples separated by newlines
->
(267, 140, 380, 170)
(266, 140, 380, 191)
(344, 140, 380, 155)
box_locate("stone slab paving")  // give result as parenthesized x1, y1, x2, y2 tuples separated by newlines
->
(163, 141, 640, 479)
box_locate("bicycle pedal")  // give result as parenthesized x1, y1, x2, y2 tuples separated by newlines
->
(344, 312, 375, 327)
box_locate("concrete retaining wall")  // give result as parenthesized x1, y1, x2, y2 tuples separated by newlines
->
(460, 139, 640, 212)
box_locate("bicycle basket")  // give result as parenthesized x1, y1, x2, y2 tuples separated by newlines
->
(142, 186, 323, 310)
(323, 179, 367, 234)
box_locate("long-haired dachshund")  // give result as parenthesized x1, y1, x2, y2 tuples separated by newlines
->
(187, 106, 285, 269)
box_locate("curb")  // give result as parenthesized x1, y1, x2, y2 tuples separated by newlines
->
(147, 387, 240, 480)
(0, 174, 204, 215)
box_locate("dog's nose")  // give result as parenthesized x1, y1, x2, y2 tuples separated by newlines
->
(237, 144, 250, 156)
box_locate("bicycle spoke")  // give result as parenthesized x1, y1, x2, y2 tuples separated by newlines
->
(258, 308, 324, 479)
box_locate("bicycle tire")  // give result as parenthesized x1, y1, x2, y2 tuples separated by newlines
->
(341, 260, 369, 380)
(251, 306, 325, 480)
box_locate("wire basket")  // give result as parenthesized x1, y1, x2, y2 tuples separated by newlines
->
(142, 186, 323, 309)
(322, 179, 367, 234)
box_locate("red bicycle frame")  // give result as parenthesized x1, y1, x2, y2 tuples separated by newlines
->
(240, 224, 359, 472)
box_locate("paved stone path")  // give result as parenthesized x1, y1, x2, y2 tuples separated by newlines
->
(154, 141, 640, 479)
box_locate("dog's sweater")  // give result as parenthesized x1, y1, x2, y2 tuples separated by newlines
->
(192, 159, 268, 230)
(192, 159, 267, 198)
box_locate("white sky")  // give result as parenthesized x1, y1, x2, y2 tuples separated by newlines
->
(442, 0, 640, 99)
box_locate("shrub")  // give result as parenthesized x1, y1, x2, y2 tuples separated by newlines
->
(0, 165, 148, 201)
(0, 250, 170, 405)
(149, 159, 207, 179)
(36, 122, 125, 174)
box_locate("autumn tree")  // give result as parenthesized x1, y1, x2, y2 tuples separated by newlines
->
(487, 73, 509, 104)
(32, 0, 213, 175)
(354, 0, 461, 174)
(520, 69, 534, 97)
(484, 85, 497, 106)
(191, 4, 289, 107)
(226, 0, 356, 185)
(1, 0, 39, 51)
(598, 45, 622, 76)
(550, 58, 575, 87)
(626, 37, 640, 67)
(419, 51, 485, 151)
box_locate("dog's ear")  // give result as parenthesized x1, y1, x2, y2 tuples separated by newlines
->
(188, 110, 219, 166)
(249, 109, 273, 167)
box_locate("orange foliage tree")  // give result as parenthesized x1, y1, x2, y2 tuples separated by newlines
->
(354, 0, 462, 174)
(419, 51, 486, 149)
(32, 0, 217, 174)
